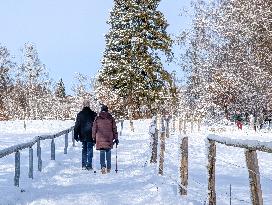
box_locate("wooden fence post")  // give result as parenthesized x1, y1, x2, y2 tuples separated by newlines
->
(29, 147, 33, 179)
(245, 149, 263, 205)
(207, 140, 216, 205)
(51, 138, 55, 160)
(150, 128, 158, 163)
(158, 131, 166, 175)
(72, 129, 75, 147)
(64, 133, 68, 154)
(130, 120, 134, 132)
(37, 139, 42, 172)
(14, 151, 20, 186)
(179, 136, 188, 195)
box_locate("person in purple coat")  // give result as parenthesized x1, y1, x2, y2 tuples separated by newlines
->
(92, 104, 119, 174)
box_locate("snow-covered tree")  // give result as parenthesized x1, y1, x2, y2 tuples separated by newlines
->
(13, 42, 52, 119)
(220, 0, 271, 116)
(176, 1, 212, 122)
(55, 78, 66, 98)
(178, 0, 272, 122)
(72, 73, 91, 98)
(0, 45, 14, 119)
(1, 43, 75, 120)
(96, 0, 177, 119)
(72, 72, 99, 112)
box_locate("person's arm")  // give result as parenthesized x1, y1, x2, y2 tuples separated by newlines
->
(112, 118, 118, 143)
(74, 113, 80, 141)
(92, 118, 97, 142)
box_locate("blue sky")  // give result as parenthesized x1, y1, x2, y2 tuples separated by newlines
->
(0, 0, 191, 94)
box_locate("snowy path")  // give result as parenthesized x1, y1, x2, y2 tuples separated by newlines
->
(26, 136, 164, 205)
(1, 120, 186, 205)
(1, 120, 272, 205)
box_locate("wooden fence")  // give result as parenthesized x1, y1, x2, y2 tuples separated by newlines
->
(207, 134, 269, 205)
(149, 115, 270, 204)
(149, 115, 189, 195)
(0, 126, 74, 187)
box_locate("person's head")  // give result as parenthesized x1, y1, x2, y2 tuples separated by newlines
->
(101, 104, 108, 112)
(83, 99, 90, 108)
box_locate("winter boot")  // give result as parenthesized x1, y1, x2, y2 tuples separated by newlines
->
(86, 166, 93, 171)
(101, 167, 106, 174)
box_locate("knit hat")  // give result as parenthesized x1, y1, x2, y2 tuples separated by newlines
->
(101, 104, 108, 112)
(83, 99, 90, 107)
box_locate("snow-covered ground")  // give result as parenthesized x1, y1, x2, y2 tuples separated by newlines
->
(0, 120, 271, 204)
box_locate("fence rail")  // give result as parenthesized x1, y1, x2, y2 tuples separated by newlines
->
(207, 134, 272, 153)
(0, 127, 74, 159)
(0, 126, 74, 187)
(207, 134, 268, 205)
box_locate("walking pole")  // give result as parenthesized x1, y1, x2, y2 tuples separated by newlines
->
(115, 143, 118, 173)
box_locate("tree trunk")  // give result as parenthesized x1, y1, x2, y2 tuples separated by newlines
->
(179, 117, 182, 134)
(183, 118, 187, 134)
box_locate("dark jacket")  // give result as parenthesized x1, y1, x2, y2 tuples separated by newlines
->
(74, 107, 97, 142)
(233, 113, 243, 122)
(92, 111, 118, 150)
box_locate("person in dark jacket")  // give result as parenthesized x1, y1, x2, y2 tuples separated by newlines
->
(92, 104, 118, 174)
(74, 100, 97, 170)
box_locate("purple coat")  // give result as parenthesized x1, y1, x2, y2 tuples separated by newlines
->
(92, 111, 118, 150)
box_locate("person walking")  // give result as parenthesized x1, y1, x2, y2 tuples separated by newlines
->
(74, 99, 97, 170)
(92, 104, 119, 174)
(233, 111, 243, 130)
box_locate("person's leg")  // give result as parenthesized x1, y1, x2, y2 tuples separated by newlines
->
(86, 142, 93, 169)
(100, 150, 106, 174)
(82, 141, 87, 168)
(106, 149, 111, 172)
(100, 150, 106, 168)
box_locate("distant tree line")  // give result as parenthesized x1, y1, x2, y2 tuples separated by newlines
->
(0, 42, 98, 120)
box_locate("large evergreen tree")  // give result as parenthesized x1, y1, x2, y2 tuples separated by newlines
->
(96, 0, 177, 119)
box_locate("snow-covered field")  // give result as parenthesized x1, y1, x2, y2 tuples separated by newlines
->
(0, 120, 271, 204)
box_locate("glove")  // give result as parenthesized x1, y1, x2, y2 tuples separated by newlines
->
(114, 139, 119, 145)
(74, 136, 79, 142)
